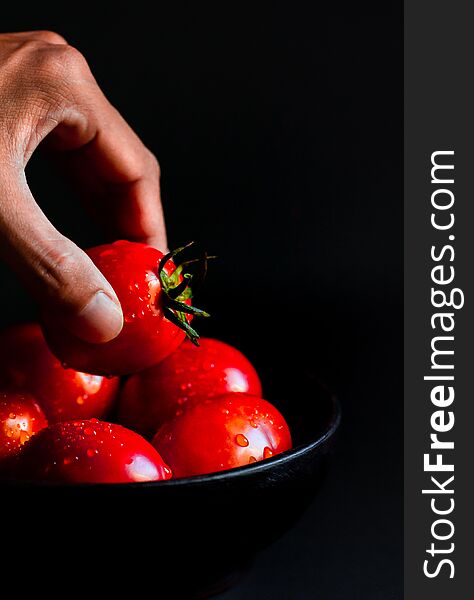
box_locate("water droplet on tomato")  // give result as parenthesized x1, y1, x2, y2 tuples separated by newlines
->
(83, 427, 93, 436)
(263, 447, 273, 459)
(125, 313, 136, 323)
(63, 457, 72, 465)
(248, 456, 257, 464)
(6, 430, 13, 438)
(126, 458, 133, 465)
(250, 420, 258, 428)
(175, 409, 184, 417)
(235, 434, 249, 447)
(8, 413, 15, 419)
(86, 448, 96, 457)
(76, 396, 84, 405)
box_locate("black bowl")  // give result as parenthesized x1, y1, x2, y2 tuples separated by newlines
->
(2, 380, 339, 598)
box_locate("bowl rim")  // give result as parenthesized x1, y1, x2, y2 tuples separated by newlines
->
(1, 388, 341, 489)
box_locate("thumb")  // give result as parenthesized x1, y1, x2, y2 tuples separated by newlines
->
(0, 174, 123, 343)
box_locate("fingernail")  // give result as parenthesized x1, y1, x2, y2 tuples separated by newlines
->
(74, 291, 123, 343)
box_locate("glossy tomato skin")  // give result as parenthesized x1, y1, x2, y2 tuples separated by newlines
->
(42, 241, 187, 376)
(0, 324, 119, 423)
(152, 393, 292, 478)
(118, 338, 263, 438)
(0, 392, 48, 459)
(16, 419, 172, 483)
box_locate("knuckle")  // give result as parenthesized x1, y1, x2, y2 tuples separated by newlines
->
(146, 150, 161, 178)
(37, 44, 88, 80)
(33, 30, 68, 45)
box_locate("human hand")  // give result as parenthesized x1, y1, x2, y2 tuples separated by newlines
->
(0, 30, 166, 343)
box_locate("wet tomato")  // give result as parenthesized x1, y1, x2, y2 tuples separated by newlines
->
(152, 393, 292, 478)
(0, 392, 48, 459)
(0, 324, 119, 423)
(42, 241, 208, 376)
(118, 338, 263, 438)
(16, 419, 172, 483)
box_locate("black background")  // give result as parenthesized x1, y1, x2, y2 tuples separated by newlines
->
(1, 3, 402, 598)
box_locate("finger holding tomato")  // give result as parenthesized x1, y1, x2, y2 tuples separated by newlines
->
(42, 241, 209, 376)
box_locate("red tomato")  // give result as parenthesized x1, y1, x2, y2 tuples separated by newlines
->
(0, 392, 48, 459)
(42, 241, 208, 376)
(118, 338, 263, 438)
(152, 393, 292, 478)
(0, 324, 119, 423)
(16, 419, 172, 483)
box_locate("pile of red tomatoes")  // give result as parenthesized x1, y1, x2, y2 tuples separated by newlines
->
(0, 241, 292, 484)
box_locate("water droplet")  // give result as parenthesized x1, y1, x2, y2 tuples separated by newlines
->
(263, 447, 273, 459)
(180, 383, 188, 391)
(86, 449, 96, 457)
(76, 396, 84, 405)
(126, 458, 133, 465)
(175, 409, 184, 417)
(63, 457, 72, 465)
(250, 421, 258, 428)
(83, 427, 93, 436)
(203, 361, 215, 370)
(235, 434, 249, 447)
(8, 413, 15, 419)
(248, 456, 257, 464)
(6, 430, 13, 438)
(125, 313, 136, 323)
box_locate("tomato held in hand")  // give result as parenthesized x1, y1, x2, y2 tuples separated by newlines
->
(0, 324, 119, 423)
(118, 338, 263, 438)
(152, 394, 292, 478)
(0, 392, 48, 459)
(16, 419, 172, 483)
(42, 241, 209, 376)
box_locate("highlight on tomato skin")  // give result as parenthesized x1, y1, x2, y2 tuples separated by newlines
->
(14, 419, 173, 484)
(0, 323, 119, 423)
(118, 338, 263, 438)
(0, 392, 48, 459)
(41, 240, 210, 377)
(152, 393, 292, 479)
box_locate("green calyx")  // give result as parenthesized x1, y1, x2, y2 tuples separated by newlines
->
(158, 242, 212, 345)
